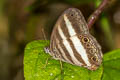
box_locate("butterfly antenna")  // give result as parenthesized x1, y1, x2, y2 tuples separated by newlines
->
(42, 28, 50, 54)
(42, 28, 47, 41)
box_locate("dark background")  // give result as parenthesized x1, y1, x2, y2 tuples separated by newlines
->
(0, 0, 120, 80)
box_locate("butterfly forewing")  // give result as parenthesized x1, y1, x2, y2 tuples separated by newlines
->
(50, 8, 89, 41)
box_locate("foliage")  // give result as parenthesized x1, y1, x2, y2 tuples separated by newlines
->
(24, 40, 120, 80)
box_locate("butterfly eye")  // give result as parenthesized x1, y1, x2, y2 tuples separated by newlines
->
(82, 37, 89, 43)
(91, 56, 98, 62)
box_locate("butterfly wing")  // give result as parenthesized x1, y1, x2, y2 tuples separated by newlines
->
(49, 8, 89, 64)
(48, 8, 103, 70)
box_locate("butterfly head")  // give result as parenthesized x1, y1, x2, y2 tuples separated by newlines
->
(79, 34, 103, 70)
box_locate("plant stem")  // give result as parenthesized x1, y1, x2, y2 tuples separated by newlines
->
(87, 0, 109, 28)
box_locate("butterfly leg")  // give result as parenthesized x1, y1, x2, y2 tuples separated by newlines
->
(60, 59, 63, 71)
(43, 57, 53, 69)
(60, 59, 64, 80)
(43, 57, 49, 68)
(43, 47, 52, 68)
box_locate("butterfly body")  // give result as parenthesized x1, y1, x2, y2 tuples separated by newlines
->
(45, 8, 103, 70)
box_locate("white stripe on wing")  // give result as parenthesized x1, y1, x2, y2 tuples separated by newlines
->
(58, 25, 82, 65)
(70, 36, 91, 66)
(64, 15, 76, 36)
(57, 43, 71, 63)
(64, 15, 91, 66)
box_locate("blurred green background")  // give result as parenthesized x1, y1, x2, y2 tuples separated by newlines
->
(0, 0, 120, 80)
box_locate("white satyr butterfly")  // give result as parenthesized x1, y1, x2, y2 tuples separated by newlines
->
(45, 8, 103, 70)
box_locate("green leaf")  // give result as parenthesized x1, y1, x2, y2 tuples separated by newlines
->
(24, 40, 120, 80)
(102, 49, 120, 80)
(24, 40, 103, 80)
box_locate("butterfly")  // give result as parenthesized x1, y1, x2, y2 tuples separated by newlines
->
(45, 8, 103, 70)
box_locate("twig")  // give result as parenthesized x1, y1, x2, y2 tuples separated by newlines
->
(87, 0, 109, 28)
